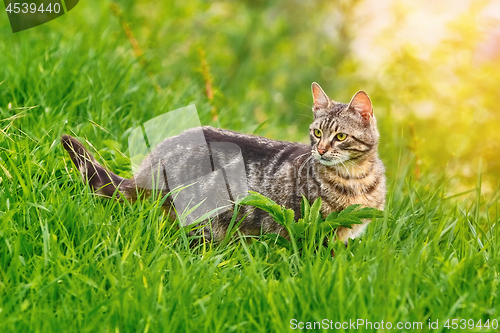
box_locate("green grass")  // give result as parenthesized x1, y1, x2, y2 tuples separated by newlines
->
(1, 1, 499, 332)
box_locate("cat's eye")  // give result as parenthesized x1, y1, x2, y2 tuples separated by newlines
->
(336, 133, 347, 141)
(313, 129, 322, 138)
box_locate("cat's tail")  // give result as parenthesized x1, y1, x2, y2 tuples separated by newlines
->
(61, 135, 136, 199)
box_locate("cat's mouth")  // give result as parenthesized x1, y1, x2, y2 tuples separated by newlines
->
(315, 155, 341, 166)
(318, 157, 337, 166)
(314, 154, 339, 166)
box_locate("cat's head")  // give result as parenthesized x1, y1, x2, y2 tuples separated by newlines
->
(309, 82, 379, 167)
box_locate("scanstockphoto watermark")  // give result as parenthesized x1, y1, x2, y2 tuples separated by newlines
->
(290, 318, 499, 331)
(290, 319, 423, 330)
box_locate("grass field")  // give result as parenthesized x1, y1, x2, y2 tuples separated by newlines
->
(1, 1, 499, 332)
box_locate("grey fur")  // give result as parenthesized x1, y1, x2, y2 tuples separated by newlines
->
(61, 83, 385, 243)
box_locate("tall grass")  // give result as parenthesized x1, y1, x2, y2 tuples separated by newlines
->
(0, 0, 499, 332)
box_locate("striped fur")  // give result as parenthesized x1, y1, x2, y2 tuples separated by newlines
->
(61, 83, 385, 243)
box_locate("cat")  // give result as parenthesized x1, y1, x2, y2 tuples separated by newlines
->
(61, 82, 386, 243)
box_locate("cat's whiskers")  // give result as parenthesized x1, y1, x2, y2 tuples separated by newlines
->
(346, 160, 367, 178)
(343, 161, 359, 176)
(340, 160, 351, 178)
(345, 160, 358, 170)
(298, 155, 313, 176)
(347, 160, 364, 173)
(293, 151, 311, 163)
(297, 114, 314, 120)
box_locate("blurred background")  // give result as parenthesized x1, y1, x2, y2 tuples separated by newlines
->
(0, 0, 499, 193)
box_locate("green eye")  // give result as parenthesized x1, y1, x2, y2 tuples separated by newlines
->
(336, 133, 347, 141)
(313, 129, 322, 138)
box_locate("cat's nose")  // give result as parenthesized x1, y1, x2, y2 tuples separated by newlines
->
(317, 148, 326, 155)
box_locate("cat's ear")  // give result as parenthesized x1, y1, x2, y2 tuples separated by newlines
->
(311, 82, 332, 110)
(348, 91, 373, 121)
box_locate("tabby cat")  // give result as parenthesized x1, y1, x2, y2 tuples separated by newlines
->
(61, 83, 385, 243)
